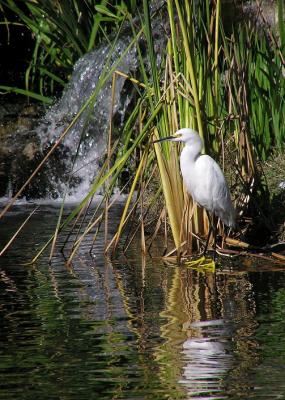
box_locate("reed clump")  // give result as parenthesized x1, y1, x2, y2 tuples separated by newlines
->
(1, 0, 285, 261)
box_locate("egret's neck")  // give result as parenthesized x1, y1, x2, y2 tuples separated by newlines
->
(184, 141, 202, 162)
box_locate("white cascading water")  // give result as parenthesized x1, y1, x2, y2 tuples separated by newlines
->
(32, 35, 137, 201)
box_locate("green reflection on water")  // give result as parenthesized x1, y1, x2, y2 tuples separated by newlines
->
(1, 206, 285, 399)
(0, 254, 186, 399)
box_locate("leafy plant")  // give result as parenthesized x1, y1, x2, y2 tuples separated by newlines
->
(0, 0, 139, 98)
(1, 0, 285, 261)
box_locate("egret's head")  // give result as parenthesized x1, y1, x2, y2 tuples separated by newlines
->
(153, 128, 202, 144)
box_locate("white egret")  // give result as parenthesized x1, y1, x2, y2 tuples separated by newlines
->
(154, 128, 235, 254)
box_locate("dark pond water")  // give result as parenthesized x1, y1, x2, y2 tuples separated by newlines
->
(1, 202, 285, 399)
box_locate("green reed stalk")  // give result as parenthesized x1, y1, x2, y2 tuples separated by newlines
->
(174, 0, 203, 138)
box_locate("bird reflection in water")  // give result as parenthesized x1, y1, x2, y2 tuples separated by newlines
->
(157, 267, 259, 399)
(180, 319, 233, 399)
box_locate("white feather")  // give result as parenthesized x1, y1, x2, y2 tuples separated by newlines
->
(177, 129, 235, 227)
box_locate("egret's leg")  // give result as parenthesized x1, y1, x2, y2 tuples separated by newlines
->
(203, 227, 212, 255)
(203, 211, 213, 256)
(212, 216, 218, 260)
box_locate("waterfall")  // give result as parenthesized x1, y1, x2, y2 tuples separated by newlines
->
(36, 35, 137, 200)
(1, 34, 137, 201)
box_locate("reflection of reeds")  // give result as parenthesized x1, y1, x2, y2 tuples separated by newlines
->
(0, 206, 39, 257)
(155, 267, 194, 397)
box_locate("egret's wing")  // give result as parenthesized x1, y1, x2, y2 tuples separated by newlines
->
(194, 156, 235, 226)
(211, 161, 235, 226)
(192, 155, 217, 208)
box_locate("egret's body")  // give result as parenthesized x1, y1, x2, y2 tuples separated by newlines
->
(179, 131, 235, 228)
(154, 128, 235, 254)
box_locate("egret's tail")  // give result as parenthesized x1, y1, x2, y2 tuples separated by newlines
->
(222, 207, 236, 229)
(216, 202, 236, 229)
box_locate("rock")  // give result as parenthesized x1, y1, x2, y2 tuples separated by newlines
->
(0, 100, 81, 199)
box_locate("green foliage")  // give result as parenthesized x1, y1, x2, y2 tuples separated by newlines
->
(2, 0, 285, 259)
(222, 22, 285, 160)
(0, 84, 53, 103)
(0, 0, 139, 97)
(1, 0, 284, 159)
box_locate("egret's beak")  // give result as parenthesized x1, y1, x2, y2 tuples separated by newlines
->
(153, 136, 176, 144)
